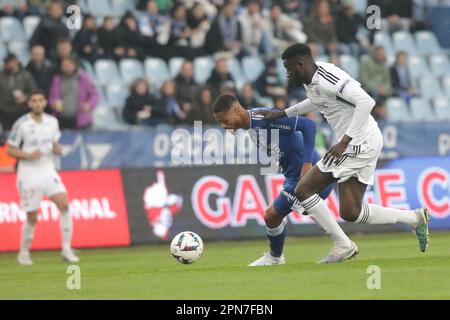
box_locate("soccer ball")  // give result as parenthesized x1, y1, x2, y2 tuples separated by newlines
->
(170, 231, 204, 264)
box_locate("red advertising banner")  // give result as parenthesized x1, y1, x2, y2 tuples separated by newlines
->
(0, 169, 130, 252)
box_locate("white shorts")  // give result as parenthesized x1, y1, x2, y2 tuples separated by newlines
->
(17, 171, 67, 212)
(317, 129, 383, 185)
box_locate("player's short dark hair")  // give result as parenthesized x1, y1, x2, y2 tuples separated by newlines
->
(28, 89, 46, 100)
(213, 94, 238, 114)
(281, 43, 312, 60)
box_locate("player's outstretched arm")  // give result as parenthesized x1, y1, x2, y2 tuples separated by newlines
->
(284, 98, 316, 118)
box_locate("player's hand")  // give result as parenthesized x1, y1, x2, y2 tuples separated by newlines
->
(25, 150, 43, 160)
(254, 109, 286, 119)
(323, 141, 348, 166)
(53, 143, 63, 156)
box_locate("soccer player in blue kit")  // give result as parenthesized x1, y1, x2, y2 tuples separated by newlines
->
(212, 94, 358, 266)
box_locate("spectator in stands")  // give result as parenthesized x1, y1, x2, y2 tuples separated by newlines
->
(0, 0, 29, 19)
(255, 59, 286, 98)
(205, 1, 243, 57)
(0, 124, 16, 173)
(167, 3, 198, 58)
(54, 38, 76, 69)
(116, 11, 145, 60)
(122, 78, 165, 126)
(335, 0, 367, 56)
(26, 45, 54, 97)
(371, 98, 387, 122)
(97, 16, 122, 61)
(48, 57, 99, 130)
(263, 3, 307, 55)
(187, 86, 216, 124)
(368, 0, 412, 33)
(73, 14, 100, 64)
(206, 58, 235, 96)
(159, 80, 190, 124)
(358, 46, 392, 99)
(29, 0, 69, 61)
(186, 2, 211, 55)
(0, 54, 37, 130)
(390, 51, 416, 104)
(174, 61, 199, 110)
(239, 83, 261, 109)
(329, 53, 341, 67)
(272, 94, 288, 111)
(304, 0, 338, 55)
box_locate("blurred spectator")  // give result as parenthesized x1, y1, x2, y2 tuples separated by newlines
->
(304, 0, 338, 55)
(73, 14, 100, 64)
(167, 3, 199, 58)
(159, 80, 190, 124)
(183, 0, 218, 19)
(116, 12, 145, 60)
(174, 61, 199, 109)
(358, 46, 392, 99)
(122, 78, 165, 125)
(206, 58, 235, 96)
(371, 98, 387, 122)
(0, 54, 37, 130)
(329, 53, 340, 67)
(0, 0, 29, 19)
(335, 0, 367, 56)
(48, 57, 99, 130)
(263, 3, 307, 54)
(54, 38, 76, 68)
(187, 2, 211, 54)
(255, 59, 286, 98)
(205, 1, 243, 57)
(29, 0, 69, 61)
(368, 0, 412, 33)
(26, 45, 54, 97)
(0, 124, 16, 173)
(272, 94, 288, 111)
(187, 86, 216, 124)
(97, 16, 122, 61)
(239, 83, 261, 109)
(390, 51, 416, 104)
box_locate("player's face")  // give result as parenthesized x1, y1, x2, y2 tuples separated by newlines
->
(284, 57, 307, 86)
(213, 105, 243, 130)
(28, 94, 47, 115)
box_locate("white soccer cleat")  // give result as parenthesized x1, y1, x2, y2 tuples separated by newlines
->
(317, 241, 359, 264)
(18, 252, 33, 266)
(248, 252, 286, 267)
(62, 249, 80, 263)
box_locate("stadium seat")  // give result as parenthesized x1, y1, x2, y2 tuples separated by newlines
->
(7, 41, 30, 65)
(339, 55, 358, 78)
(92, 105, 125, 130)
(94, 59, 123, 87)
(429, 54, 450, 78)
(415, 31, 442, 56)
(106, 84, 128, 110)
(193, 56, 214, 84)
(408, 55, 431, 79)
(316, 54, 329, 63)
(432, 96, 450, 121)
(228, 58, 246, 83)
(393, 31, 417, 54)
(87, 0, 113, 17)
(410, 97, 436, 122)
(23, 16, 41, 40)
(353, 0, 367, 14)
(119, 58, 145, 86)
(111, 0, 136, 16)
(442, 76, 450, 98)
(0, 42, 6, 64)
(386, 97, 411, 122)
(168, 57, 185, 78)
(373, 32, 395, 56)
(419, 75, 444, 100)
(242, 55, 265, 82)
(144, 57, 171, 88)
(276, 59, 288, 86)
(0, 17, 26, 42)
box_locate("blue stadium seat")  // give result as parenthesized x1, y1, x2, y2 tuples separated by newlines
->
(429, 54, 450, 78)
(316, 54, 329, 63)
(410, 97, 435, 122)
(92, 105, 125, 130)
(144, 57, 171, 88)
(353, 0, 367, 14)
(7, 41, 30, 65)
(111, 0, 136, 16)
(408, 55, 431, 79)
(23, 16, 41, 40)
(419, 76, 444, 100)
(242, 56, 265, 82)
(168, 57, 185, 78)
(106, 84, 129, 110)
(373, 32, 395, 56)
(442, 76, 450, 98)
(432, 96, 450, 121)
(228, 58, 246, 83)
(392, 31, 417, 54)
(415, 31, 442, 56)
(276, 59, 288, 86)
(119, 58, 145, 86)
(339, 55, 358, 78)
(0, 42, 6, 64)
(386, 97, 411, 122)
(94, 59, 123, 87)
(87, 0, 113, 17)
(193, 56, 214, 84)
(0, 17, 26, 42)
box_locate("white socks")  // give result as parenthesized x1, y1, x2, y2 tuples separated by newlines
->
(300, 194, 352, 248)
(20, 220, 36, 254)
(355, 202, 417, 225)
(60, 210, 73, 252)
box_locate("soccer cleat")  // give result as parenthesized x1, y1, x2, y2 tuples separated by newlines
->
(62, 249, 80, 263)
(248, 253, 285, 267)
(413, 208, 430, 253)
(317, 241, 359, 264)
(18, 252, 33, 266)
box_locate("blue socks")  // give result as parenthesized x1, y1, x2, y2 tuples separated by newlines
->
(266, 219, 286, 258)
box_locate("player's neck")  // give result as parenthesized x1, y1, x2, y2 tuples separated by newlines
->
(307, 64, 319, 85)
(30, 112, 43, 123)
(242, 110, 251, 129)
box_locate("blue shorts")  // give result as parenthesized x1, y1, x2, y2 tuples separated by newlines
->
(273, 183, 334, 217)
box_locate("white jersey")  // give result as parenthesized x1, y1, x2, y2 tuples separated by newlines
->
(7, 113, 61, 177)
(303, 62, 379, 146)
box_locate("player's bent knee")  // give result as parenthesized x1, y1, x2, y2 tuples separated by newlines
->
(264, 209, 282, 228)
(339, 205, 361, 222)
(294, 183, 312, 202)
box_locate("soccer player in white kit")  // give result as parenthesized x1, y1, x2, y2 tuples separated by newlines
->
(7, 90, 79, 265)
(258, 44, 429, 261)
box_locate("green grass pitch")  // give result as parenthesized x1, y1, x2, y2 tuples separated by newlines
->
(1, 231, 450, 299)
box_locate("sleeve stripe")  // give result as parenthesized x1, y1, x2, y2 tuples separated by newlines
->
(318, 69, 338, 85)
(319, 66, 340, 82)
